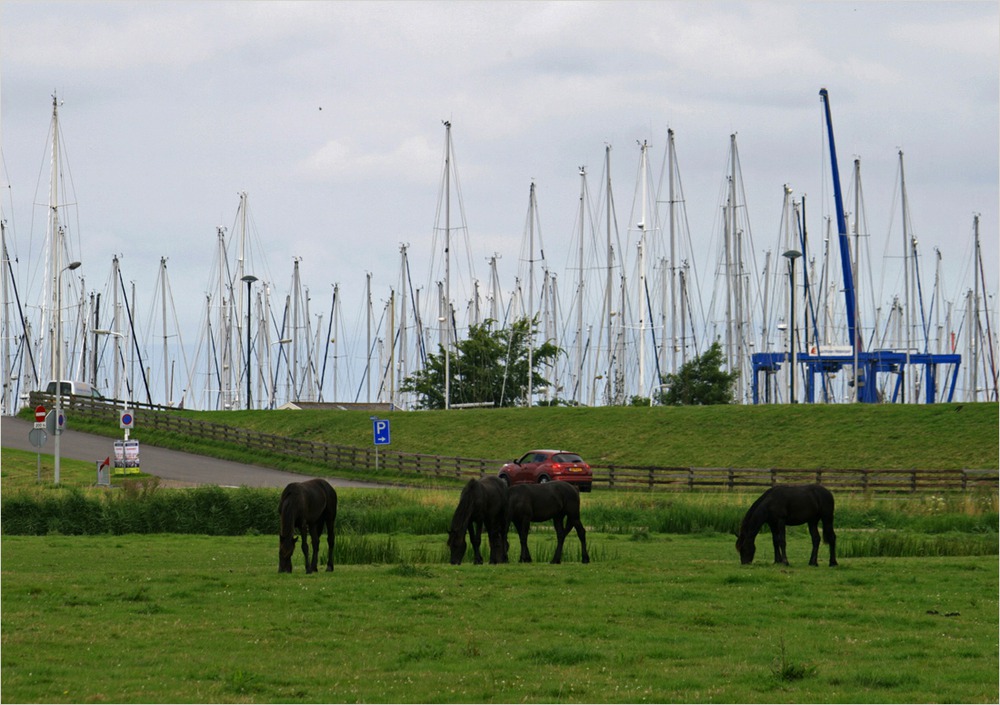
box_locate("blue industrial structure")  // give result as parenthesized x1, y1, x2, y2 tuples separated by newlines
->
(751, 89, 961, 404)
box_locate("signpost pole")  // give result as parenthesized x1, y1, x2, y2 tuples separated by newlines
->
(33, 405, 46, 481)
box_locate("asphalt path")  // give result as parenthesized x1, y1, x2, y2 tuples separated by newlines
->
(1, 415, 385, 489)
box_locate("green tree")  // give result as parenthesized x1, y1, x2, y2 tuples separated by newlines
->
(400, 317, 561, 409)
(656, 342, 738, 405)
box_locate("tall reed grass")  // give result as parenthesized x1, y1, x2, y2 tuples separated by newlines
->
(2, 485, 996, 560)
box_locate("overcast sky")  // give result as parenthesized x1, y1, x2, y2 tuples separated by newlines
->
(2, 1, 997, 396)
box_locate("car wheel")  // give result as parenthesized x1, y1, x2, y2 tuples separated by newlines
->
(538, 475, 550, 484)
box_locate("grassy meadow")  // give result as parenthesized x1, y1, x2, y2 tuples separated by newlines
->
(3, 403, 998, 702)
(2, 530, 997, 704)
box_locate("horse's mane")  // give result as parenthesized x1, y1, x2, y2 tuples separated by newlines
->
(449, 479, 479, 534)
(738, 488, 772, 537)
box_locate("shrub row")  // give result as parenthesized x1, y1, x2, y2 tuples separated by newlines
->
(0, 485, 459, 537)
(3, 485, 997, 543)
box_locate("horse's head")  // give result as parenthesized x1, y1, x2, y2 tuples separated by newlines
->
(278, 535, 298, 573)
(735, 531, 755, 565)
(447, 528, 466, 565)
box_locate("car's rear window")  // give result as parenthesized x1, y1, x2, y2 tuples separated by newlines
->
(553, 453, 584, 463)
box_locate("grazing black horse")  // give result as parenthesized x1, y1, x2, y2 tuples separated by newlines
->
(278, 479, 338, 573)
(736, 484, 837, 566)
(447, 476, 509, 565)
(507, 481, 589, 564)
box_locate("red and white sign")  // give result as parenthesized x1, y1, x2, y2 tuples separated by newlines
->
(34, 405, 46, 423)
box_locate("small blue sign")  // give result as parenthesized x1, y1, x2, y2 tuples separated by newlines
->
(372, 418, 391, 446)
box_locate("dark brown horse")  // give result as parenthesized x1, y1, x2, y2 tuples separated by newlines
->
(507, 481, 589, 564)
(736, 484, 837, 566)
(447, 476, 509, 565)
(278, 479, 338, 573)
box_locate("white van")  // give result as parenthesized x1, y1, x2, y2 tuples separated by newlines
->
(44, 380, 105, 400)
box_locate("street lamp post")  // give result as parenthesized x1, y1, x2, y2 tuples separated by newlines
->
(783, 250, 802, 404)
(54, 260, 82, 485)
(241, 275, 258, 410)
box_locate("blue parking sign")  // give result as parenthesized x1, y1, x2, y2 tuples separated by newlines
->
(372, 418, 391, 446)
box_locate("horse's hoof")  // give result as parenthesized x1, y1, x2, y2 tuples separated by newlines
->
(582, 557, 590, 564)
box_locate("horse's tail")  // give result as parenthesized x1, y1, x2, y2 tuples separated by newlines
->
(278, 487, 296, 538)
(820, 487, 835, 545)
(450, 479, 478, 532)
(325, 484, 338, 524)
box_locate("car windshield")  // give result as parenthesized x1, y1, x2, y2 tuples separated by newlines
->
(553, 453, 583, 464)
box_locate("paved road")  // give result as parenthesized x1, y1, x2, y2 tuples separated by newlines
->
(1, 415, 385, 489)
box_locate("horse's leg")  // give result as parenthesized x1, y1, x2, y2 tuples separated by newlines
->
(551, 516, 568, 564)
(807, 521, 821, 566)
(771, 522, 788, 564)
(516, 519, 532, 563)
(298, 522, 311, 573)
(325, 511, 336, 572)
(572, 516, 590, 564)
(469, 520, 484, 565)
(486, 521, 506, 564)
(309, 524, 322, 573)
(823, 516, 838, 567)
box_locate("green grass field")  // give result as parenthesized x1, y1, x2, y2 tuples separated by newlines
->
(4, 403, 998, 702)
(2, 531, 996, 704)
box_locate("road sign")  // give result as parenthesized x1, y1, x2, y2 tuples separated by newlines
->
(120, 410, 135, 429)
(372, 418, 391, 446)
(46, 409, 66, 435)
(28, 428, 48, 448)
(34, 405, 46, 423)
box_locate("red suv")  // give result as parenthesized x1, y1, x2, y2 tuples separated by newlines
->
(498, 450, 593, 492)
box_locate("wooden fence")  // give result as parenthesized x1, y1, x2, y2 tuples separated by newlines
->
(32, 392, 999, 493)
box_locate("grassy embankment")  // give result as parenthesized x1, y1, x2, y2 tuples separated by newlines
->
(42, 403, 1000, 485)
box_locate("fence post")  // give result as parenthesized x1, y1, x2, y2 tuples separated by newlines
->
(728, 468, 734, 490)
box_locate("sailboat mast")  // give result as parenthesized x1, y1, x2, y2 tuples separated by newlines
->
(366, 272, 372, 403)
(668, 128, 678, 378)
(1, 221, 10, 410)
(637, 140, 649, 396)
(160, 257, 169, 405)
(398, 245, 408, 405)
(605, 146, 615, 404)
(47, 94, 64, 383)
(971, 213, 980, 401)
(527, 181, 536, 406)
(724, 135, 735, 379)
(443, 121, 451, 410)
(576, 167, 586, 404)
